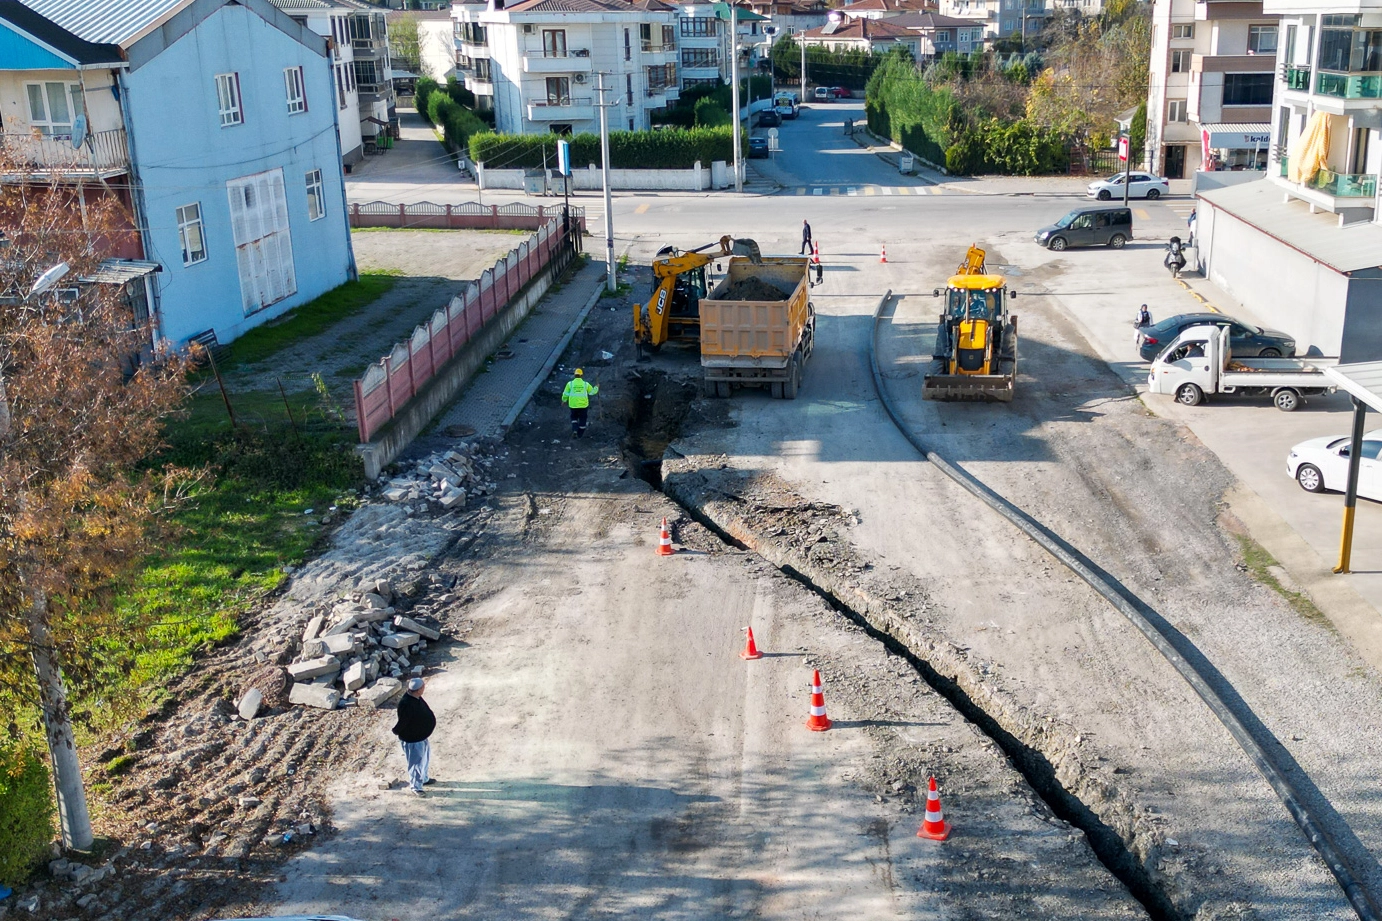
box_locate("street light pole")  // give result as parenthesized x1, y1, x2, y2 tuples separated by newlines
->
(799, 34, 806, 103)
(596, 71, 615, 292)
(1122, 132, 1131, 208)
(731, 3, 742, 193)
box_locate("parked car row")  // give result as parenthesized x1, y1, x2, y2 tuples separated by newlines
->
(812, 86, 851, 101)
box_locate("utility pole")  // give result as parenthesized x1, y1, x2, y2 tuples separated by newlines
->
(1122, 132, 1131, 208)
(800, 34, 806, 103)
(731, 3, 742, 193)
(596, 71, 615, 292)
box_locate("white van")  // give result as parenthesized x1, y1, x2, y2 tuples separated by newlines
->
(774, 92, 798, 119)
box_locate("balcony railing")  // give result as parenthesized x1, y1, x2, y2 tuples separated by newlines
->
(1316, 70, 1382, 98)
(1284, 64, 1310, 90)
(1310, 168, 1377, 197)
(641, 42, 673, 53)
(1278, 156, 1288, 177)
(0, 128, 129, 177)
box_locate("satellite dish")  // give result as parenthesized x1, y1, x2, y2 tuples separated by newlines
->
(71, 113, 87, 149)
(29, 262, 71, 298)
(828, 11, 842, 21)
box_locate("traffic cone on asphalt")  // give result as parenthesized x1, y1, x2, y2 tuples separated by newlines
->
(805, 669, 832, 731)
(656, 517, 675, 556)
(812, 241, 821, 265)
(880, 243, 888, 263)
(917, 776, 952, 841)
(740, 627, 764, 660)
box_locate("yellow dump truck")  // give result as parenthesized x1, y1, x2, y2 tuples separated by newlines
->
(699, 256, 814, 399)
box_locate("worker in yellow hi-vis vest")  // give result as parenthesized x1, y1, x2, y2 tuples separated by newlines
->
(561, 368, 599, 438)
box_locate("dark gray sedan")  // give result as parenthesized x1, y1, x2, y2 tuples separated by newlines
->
(1137, 312, 1295, 362)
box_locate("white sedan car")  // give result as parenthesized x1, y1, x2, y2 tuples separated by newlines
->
(1086, 172, 1170, 201)
(1287, 430, 1382, 498)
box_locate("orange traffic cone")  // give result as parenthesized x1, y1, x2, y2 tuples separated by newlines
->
(740, 627, 764, 660)
(880, 244, 888, 263)
(805, 669, 832, 731)
(812, 241, 821, 266)
(917, 776, 951, 841)
(656, 517, 675, 556)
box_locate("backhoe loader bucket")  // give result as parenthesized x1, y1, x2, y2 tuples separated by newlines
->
(731, 239, 762, 264)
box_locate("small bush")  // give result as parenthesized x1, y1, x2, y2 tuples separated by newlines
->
(428, 95, 489, 155)
(104, 753, 137, 776)
(445, 75, 476, 109)
(693, 98, 731, 128)
(0, 745, 54, 887)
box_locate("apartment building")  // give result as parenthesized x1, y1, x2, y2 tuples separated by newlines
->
(1190, 0, 1382, 362)
(452, 0, 681, 135)
(840, 0, 937, 21)
(676, 1, 731, 90)
(800, 16, 923, 55)
(889, 10, 986, 58)
(1145, 0, 1277, 178)
(742, 0, 830, 38)
(938, 0, 1046, 41)
(0, 0, 354, 348)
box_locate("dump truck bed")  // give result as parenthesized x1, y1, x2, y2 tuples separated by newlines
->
(699, 257, 811, 369)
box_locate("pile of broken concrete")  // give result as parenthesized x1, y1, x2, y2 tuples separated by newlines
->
(377, 443, 500, 510)
(246, 579, 444, 715)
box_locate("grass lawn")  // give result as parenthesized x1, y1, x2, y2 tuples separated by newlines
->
(220, 272, 399, 368)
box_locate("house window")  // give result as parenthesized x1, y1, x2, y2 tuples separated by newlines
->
(226, 169, 297, 316)
(354, 60, 381, 91)
(681, 17, 716, 37)
(936, 30, 950, 42)
(663, 25, 676, 46)
(176, 203, 208, 266)
(1171, 49, 1191, 72)
(1223, 73, 1273, 105)
(306, 169, 325, 221)
(475, 59, 491, 81)
(24, 82, 80, 137)
(335, 64, 347, 109)
(546, 77, 571, 105)
(625, 28, 631, 61)
(627, 73, 634, 105)
(682, 48, 719, 68)
(1248, 24, 1277, 54)
(284, 66, 307, 114)
(542, 29, 567, 56)
(1168, 99, 1186, 122)
(216, 73, 243, 126)
(1172, 23, 1194, 39)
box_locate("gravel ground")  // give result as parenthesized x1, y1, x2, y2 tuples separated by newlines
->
(657, 236, 1382, 919)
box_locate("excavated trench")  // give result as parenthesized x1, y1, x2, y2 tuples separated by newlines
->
(619, 373, 1178, 921)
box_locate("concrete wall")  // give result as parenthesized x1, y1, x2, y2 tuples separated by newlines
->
(1191, 169, 1266, 193)
(1341, 273, 1382, 364)
(1198, 198, 1349, 356)
(418, 20, 458, 81)
(125, 3, 354, 346)
(478, 161, 717, 190)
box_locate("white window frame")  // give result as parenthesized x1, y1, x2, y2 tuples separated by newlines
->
(227, 169, 298, 316)
(1248, 23, 1278, 55)
(1168, 99, 1187, 122)
(284, 66, 307, 114)
(1171, 49, 1191, 72)
(306, 168, 326, 221)
(216, 72, 243, 127)
(1172, 23, 1194, 39)
(176, 202, 208, 266)
(24, 81, 80, 137)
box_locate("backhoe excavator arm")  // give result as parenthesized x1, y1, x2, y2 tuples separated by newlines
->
(633, 236, 762, 348)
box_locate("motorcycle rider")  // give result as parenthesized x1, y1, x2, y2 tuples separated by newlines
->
(1165, 236, 1187, 278)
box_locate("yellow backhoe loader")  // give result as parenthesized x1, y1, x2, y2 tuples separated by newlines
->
(923, 244, 1018, 402)
(634, 235, 761, 352)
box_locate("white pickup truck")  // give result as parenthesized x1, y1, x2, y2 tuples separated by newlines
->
(1147, 325, 1336, 411)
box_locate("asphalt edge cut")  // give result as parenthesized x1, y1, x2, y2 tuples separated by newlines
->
(867, 291, 1382, 921)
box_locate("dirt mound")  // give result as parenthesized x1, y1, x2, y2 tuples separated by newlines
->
(720, 277, 788, 301)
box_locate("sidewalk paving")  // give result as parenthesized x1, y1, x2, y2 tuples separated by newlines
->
(433, 260, 607, 438)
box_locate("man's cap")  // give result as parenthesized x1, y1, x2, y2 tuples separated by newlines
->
(574, 368, 583, 376)
(407, 678, 425, 691)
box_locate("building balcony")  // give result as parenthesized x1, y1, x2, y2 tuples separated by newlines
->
(523, 51, 593, 73)
(352, 39, 387, 58)
(1272, 157, 1378, 223)
(1282, 64, 1311, 91)
(527, 97, 594, 121)
(1316, 70, 1382, 99)
(458, 39, 490, 58)
(0, 128, 130, 180)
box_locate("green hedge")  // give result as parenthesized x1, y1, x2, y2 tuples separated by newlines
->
(651, 77, 771, 128)
(415, 76, 440, 123)
(0, 745, 53, 887)
(944, 119, 1069, 175)
(469, 126, 734, 170)
(771, 36, 886, 90)
(428, 94, 489, 155)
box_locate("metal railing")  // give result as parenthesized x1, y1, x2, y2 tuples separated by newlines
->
(0, 128, 129, 174)
(1310, 168, 1377, 197)
(531, 96, 591, 108)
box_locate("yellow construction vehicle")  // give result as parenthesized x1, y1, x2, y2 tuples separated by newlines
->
(634, 235, 761, 351)
(923, 244, 1018, 402)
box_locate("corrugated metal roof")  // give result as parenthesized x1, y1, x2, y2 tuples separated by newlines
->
(79, 258, 161, 285)
(1325, 361, 1382, 412)
(1199, 180, 1382, 275)
(269, 0, 343, 10)
(21, 0, 192, 47)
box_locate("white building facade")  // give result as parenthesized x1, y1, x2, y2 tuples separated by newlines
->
(453, 0, 680, 135)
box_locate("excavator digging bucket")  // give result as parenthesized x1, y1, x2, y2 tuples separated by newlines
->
(732, 239, 763, 264)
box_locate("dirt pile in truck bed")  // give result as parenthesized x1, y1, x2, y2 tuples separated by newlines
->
(718, 277, 789, 301)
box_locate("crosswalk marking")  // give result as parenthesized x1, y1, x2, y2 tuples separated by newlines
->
(882, 187, 893, 195)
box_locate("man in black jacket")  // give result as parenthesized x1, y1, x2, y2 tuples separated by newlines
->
(392, 678, 436, 794)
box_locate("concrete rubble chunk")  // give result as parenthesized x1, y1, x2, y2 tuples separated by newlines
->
(358, 677, 404, 708)
(323, 616, 362, 636)
(236, 688, 263, 721)
(382, 487, 408, 502)
(302, 639, 326, 658)
(362, 592, 389, 610)
(289, 682, 342, 710)
(372, 579, 394, 602)
(343, 660, 367, 692)
(393, 616, 441, 641)
(381, 632, 420, 649)
(301, 615, 325, 645)
(286, 655, 340, 681)
(18, 895, 40, 912)
(322, 633, 359, 656)
(440, 489, 466, 510)
(430, 463, 459, 482)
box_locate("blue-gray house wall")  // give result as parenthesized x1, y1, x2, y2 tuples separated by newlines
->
(123, 0, 354, 346)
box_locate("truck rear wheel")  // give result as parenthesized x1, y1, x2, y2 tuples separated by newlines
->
(784, 357, 801, 400)
(1274, 388, 1301, 412)
(1174, 382, 1203, 406)
(770, 381, 784, 399)
(714, 381, 731, 398)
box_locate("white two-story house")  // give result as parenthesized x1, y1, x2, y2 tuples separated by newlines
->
(454, 0, 680, 135)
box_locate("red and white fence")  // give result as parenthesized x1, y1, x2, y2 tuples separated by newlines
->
(348, 200, 587, 232)
(352, 218, 579, 442)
